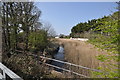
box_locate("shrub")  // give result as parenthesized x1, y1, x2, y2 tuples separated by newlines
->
(28, 30, 48, 51)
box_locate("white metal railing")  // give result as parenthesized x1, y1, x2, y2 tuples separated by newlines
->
(30, 54, 103, 78)
(39, 61, 89, 78)
(0, 62, 23, 80)
(0, 54, 103, 79)
(38, 55, 102, 72)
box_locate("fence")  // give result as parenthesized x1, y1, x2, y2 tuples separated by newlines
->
(0, 62, 23, 80)
(30, 54, 103, 78)
(0, 54, 104, 79)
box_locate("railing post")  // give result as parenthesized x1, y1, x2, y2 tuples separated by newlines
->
(0, 62, 23, 80)
(69, 62, 72, 78)
(3, 70, 6, 80)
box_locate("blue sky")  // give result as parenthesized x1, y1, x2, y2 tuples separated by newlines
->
(35, 2, 117, 35)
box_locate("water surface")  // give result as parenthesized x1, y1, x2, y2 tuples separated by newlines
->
(51, 46, 64, 72)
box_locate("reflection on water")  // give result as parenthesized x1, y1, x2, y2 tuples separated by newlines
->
(51, 45, 64, 72)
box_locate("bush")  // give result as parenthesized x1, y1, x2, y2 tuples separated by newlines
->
(28, 30, 48, 51)
(4, 53, 50, 80)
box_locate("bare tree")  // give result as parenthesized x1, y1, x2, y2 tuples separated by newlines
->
(42, 21, 56, 37)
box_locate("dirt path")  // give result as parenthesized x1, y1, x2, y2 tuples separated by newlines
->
(55, 38, 108, 77)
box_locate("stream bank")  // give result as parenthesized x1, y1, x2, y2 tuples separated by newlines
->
(54, 38, 109, 78)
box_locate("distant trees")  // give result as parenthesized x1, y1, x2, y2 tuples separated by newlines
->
(59, 34, 70, 38)
(59, 34, 64, 38)
(70, 12, 118, 39)
(42, 22, 56, 37)
(71, 22, 89, 34)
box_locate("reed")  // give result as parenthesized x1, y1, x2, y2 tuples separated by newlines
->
(56, 38, 110, 78)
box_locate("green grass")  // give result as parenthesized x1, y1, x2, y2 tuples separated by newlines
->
(88, 35, 118, 78)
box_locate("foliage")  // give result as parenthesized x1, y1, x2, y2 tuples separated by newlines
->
(28, 30, 48, 51)
(2, 2, 41, 52)
(70, 11, 119, 78)
(1, 2, 56, 79)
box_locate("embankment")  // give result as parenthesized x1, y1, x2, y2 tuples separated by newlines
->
(55, 38, 109, 78)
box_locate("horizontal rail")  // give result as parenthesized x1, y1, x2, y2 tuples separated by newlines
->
(39, 61, 89, 78)
(37, 55, 102, 73)
(30, 54, 90, 77)
(28, 54, 104, 78)
(0, 62, 23, 80)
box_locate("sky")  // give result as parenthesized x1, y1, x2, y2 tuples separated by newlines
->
(35, 2, 118, 35)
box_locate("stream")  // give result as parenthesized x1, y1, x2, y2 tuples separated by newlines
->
(51, 45, 64, 72)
